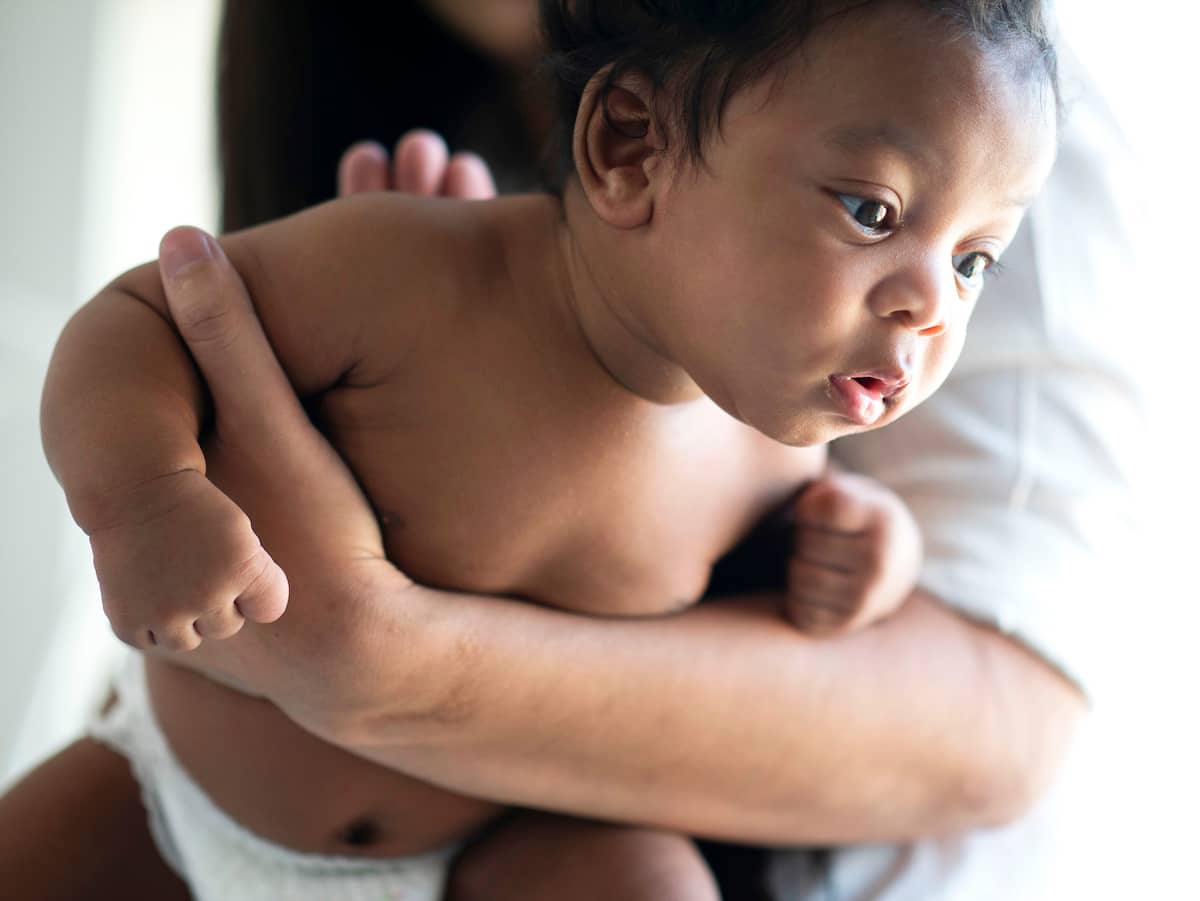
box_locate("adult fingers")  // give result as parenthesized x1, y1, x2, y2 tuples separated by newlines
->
(338, 141, 390, 196)
(158, 226, 308, 442)
(394, 130, 450, 196)
(441, 153, 498, 200)
(159, 226, 386, 563)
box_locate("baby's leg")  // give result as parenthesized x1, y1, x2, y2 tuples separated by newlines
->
(0, 737, 190, 901)
(446, 810, 720, 901)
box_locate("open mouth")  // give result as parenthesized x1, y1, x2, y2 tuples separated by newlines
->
(851, 375, 889, 397)
(828, 371, 910, 426)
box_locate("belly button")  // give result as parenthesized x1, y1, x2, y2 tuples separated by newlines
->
(338, 817, 382, 848)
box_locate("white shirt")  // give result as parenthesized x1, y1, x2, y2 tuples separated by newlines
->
(768, 45, 1150, 900)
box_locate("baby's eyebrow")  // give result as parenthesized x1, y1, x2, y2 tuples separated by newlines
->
(827, 123, 1037, 209)
(825, 123, 933, 169)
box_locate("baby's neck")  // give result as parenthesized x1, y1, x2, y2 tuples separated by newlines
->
(494, 183, 703, 407)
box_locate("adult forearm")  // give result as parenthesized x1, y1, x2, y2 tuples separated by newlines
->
(247, 568, 1084, 845)
(138, 222, 1085, 845)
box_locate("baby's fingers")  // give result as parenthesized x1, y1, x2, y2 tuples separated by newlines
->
(232, 548, 289, 624)
(192, 602, 246, 642)
(793, 527, 872, 574)
(100, 594, 197, 653)
(794, 476, 877, 534)
(144, 619, 202, 654)
(785, 558, 858, 635)
(145, 552, 285, 651)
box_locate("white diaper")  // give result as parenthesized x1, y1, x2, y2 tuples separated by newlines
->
(89, 656, 458, 901)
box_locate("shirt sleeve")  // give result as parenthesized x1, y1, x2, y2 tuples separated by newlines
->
(828, 48, 1147, 700)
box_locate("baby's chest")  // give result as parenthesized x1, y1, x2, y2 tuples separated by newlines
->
(325, 384, 821, 616)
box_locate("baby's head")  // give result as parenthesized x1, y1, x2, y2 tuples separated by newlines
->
(541, 0, 1059, 446)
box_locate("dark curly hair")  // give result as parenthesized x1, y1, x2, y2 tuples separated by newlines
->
(217, 1, 1056, 229)
(537, 0, 1059, 186)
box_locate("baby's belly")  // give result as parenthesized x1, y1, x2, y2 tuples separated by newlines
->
(145, 658, 502, 858)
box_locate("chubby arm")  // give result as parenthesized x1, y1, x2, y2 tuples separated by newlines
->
(41, 194, 426, 648)
(44, 192, 419, 512)
(153, 231, 1085, 845)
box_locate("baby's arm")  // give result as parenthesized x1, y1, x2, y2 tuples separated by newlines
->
(140, 228, 1081, 843)
(42, 195, 422, 650)
(785, 470, 922, 635)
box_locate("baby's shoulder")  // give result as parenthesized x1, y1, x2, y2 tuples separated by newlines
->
(254, 190, 514, 317)
(208, 193, 518, 396)
(305, 191, 505, 284)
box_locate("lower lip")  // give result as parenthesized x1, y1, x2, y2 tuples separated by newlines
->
(828, 376, 885, 426)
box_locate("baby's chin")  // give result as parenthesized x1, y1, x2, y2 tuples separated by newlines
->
(715, 389, 886, 447)
(749, 412, 844, 449)
(752, 406, 911, 448)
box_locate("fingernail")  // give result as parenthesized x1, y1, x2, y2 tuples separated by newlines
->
(161, 228, 213, 279)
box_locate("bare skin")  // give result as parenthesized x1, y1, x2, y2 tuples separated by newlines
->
(0, 739, 189, 901)
(0, 130, 474, 901)
(96, 185, 831, 855)
(30, 7, 1070, 899)
(0, 131, 737, 901)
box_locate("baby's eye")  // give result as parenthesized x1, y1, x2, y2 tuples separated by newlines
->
(836, 194, 896, 234)
(952, 251, 994, 287)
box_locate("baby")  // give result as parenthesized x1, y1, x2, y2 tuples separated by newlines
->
(42, 0, 1058, 898)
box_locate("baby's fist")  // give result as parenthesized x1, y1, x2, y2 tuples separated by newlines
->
(785, 471, 922, 636)
(89, 470, 288, 651)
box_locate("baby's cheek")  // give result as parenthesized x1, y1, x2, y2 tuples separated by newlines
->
(925, 330, 967, 392)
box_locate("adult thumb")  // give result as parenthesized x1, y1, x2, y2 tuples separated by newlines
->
(157, 226, 306, 439)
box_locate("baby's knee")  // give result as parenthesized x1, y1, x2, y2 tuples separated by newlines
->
(615, 829, 722, 900)
(446, 814, 719, 901)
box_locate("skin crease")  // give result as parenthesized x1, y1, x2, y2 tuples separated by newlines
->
(10, 6, 1078, 901)
(126, 2, 1058, 858)
(556, 7, 1056, 448)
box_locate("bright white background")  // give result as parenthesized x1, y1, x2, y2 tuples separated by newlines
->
(1, 0, 221, 778)
(1051, 4, 1200, 894)
(0, 0, 1196, 893)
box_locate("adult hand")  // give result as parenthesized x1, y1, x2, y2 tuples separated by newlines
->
(139, 171, 1084, 846)
(149, 226, 403, 711)
(155, 227, 384, 568)
(338, 131, 497, 199)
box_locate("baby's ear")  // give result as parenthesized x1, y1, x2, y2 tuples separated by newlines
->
(573, 69, 668, 229)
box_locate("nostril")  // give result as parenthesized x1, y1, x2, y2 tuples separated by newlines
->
(919, 322, 946, 338)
